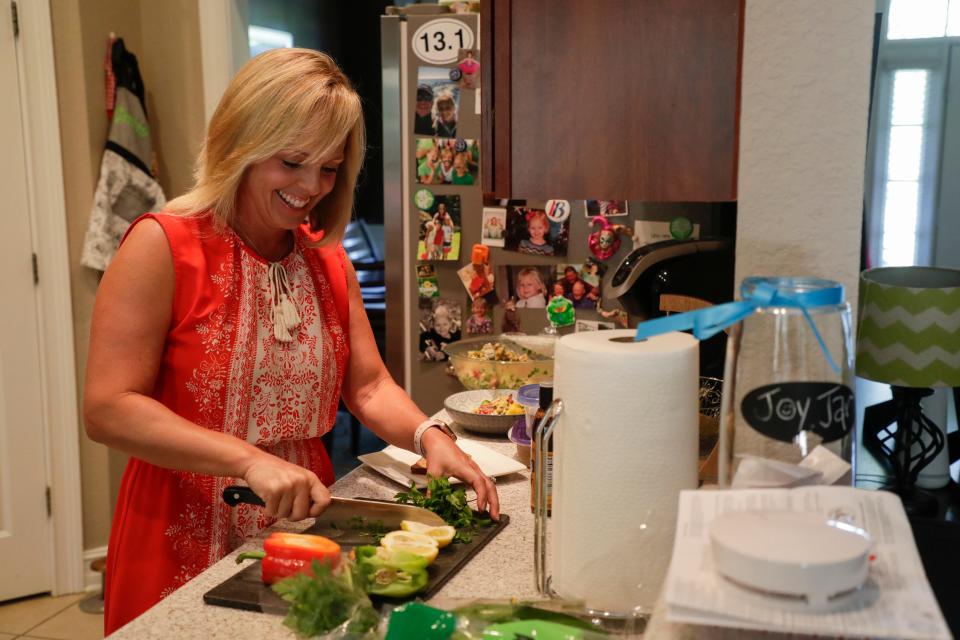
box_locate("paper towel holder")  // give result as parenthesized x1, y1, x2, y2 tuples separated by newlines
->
(533, 398, 648, 634)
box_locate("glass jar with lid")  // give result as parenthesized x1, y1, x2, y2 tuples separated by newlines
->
(718, 277, 856, 488)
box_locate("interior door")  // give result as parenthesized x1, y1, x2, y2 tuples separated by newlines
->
(0, 4, 53, 601)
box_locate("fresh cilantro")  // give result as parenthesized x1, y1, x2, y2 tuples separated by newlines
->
(394, 475, 492, 544)
(271, 559, 378, 637)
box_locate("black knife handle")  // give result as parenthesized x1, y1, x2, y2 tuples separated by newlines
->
(223, 485, 266, 507)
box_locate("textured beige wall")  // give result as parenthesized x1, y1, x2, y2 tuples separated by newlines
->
(139, 0, 205, 199)
(50, 0, 204, 551)
(736, 0, 874, 312)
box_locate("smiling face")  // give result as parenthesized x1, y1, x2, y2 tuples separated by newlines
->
(572, 281, 586, 298)
(416, 98, 432, 117)
(516, 272, 542, 300)
(440, 148, 454, 170)
(437, 99, 456, 124)
(528, 218, 548, 243)
(236, 144, 345, 236)
(434, 310, 452, 337)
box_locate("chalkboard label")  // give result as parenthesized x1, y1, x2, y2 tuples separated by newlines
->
(741, 383, 854, 443)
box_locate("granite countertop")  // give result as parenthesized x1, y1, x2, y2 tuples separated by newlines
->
(107, 414, 739, 639)
(108, 416, 541, 639)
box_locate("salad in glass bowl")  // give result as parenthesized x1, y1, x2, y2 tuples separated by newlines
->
(444, 335, 555, 390)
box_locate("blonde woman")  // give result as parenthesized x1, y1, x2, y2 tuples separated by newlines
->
(84, 49, 499, 634)
(433, 91, 458, 138)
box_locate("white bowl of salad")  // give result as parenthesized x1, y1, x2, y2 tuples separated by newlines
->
(443, 389, 525, 434)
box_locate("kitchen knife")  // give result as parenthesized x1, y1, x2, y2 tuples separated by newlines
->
(221, 485, 446, 527)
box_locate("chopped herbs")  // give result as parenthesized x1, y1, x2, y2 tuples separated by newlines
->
(394, 475, 492, 543)
(271, 559, 378, 637)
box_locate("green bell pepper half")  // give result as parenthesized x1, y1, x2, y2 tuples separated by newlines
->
(353, 545, 429, 597)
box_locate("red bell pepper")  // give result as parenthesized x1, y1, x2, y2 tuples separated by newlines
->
(236, 532, 341, 584)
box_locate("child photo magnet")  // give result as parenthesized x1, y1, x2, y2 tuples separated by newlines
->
(496, 265, 551, 309)
(481, 207, 506, 247)
(415, 66, 461, 137)
(465, 296, 493, 335)
(418, 298, 462, 362)
(416, 194, 461, 262)
(504, 206, 570, 257)
(415, 137, 479, 186)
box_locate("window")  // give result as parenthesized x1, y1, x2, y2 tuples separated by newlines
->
(880, 70, 928, 266)
(887, 0, 960, 39)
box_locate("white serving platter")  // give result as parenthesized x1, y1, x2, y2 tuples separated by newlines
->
(358, 439, 526, 488)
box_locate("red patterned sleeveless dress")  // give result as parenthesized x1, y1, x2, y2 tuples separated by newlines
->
(103, 213, 350, 634)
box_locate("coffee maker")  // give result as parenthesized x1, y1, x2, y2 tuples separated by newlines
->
(605, 238, 735, 379)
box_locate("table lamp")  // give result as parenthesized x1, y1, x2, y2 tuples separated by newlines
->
(856, 266, 960, 516)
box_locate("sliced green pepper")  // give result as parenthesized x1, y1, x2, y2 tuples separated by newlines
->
(354, 545, 429, 597)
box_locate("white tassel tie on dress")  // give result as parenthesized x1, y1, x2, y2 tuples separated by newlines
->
(267, 262, 301, 342)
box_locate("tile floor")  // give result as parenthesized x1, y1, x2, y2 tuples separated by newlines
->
(0, 592, 103, 640)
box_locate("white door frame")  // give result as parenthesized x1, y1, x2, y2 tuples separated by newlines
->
(15, 1, 84, 595)
(198, 0, 249, 123)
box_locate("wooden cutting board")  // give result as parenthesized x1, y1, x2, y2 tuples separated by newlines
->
(203, 514, 510, 613)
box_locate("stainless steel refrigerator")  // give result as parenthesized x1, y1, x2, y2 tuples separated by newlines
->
(380, 7, 719, 412)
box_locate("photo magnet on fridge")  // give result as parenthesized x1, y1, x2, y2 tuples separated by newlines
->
(575, 319, 616, 332)
(417, 264, 440, 299)
(580, 257, 607, 289)
(415, 137, 479, 186)
(457, 244, 498, 305)
(504, 206, 569, 257)
(416, 194, 461, 261)
(633, 218, 700, 248)
(418, 298, 462, 362)
(480, 207, 506, 247)
(465, 296, 493, 335)
(584, 199, 629, 218)
(496, 265, 551, 309)
(551, 264, 600, 310)
(455, 49, 480, 91)
(415, 66, 461, 137)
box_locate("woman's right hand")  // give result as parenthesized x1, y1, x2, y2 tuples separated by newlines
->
(242, 454, 331, 521)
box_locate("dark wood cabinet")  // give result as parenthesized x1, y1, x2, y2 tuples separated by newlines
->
(481, 0, 743, 201)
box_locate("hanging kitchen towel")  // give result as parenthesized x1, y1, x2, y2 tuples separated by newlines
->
(81, 38, 165, 271)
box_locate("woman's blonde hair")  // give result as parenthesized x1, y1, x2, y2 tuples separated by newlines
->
(166, 48, 365, 246)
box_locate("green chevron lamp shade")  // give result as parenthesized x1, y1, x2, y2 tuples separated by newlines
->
(856, 267, 960, 388)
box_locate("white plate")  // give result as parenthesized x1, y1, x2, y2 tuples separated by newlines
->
(358, 439, 526, 488)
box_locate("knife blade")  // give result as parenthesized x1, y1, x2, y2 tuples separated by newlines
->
(221, 485, 446, 528)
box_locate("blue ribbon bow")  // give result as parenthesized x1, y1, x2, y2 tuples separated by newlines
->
(633, 280, 844, 373)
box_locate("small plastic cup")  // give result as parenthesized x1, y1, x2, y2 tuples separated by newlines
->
(517, 384, 540, 439)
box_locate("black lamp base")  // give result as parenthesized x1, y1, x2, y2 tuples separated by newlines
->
(881, 484, 940, 518)
(863, 386, 947, 519)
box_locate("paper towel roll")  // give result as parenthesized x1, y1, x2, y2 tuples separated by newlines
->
(551, 329, 698, 615)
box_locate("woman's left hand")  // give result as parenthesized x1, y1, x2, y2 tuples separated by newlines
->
(422, 429, 500, 520)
